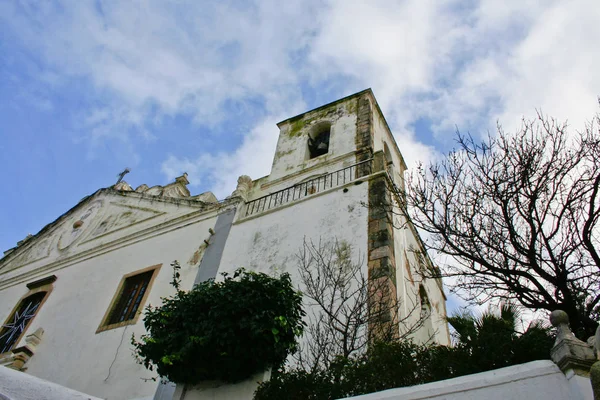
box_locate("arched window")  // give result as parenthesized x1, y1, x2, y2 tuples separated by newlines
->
(383, 142, 394, 180)
(307, 122, 331, 159)
(0, 291, 48, 354)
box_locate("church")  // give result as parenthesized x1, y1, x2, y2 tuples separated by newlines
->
(0, 89, 450, 400)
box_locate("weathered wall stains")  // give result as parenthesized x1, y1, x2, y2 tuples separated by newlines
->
(354, 91, 400, 340)
(194, 209, 236, 285)
(270, 96, 360, 182)
(367, 168, 399, 339)
(355, 93, 374, 163)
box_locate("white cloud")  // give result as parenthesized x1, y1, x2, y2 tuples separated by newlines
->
(161, 0, 600, 196)
(161, 114, 288, 198)
(3, 0, 599, 197)
(0, 1, 316, 140)
(427, 1, 600, 135)
(306, 0, 600, 142)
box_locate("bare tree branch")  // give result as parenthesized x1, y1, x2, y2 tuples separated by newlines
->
(294, 238, 429, 371)
(406, 110, 600, 338)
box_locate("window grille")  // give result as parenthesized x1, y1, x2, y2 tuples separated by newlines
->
(0, 292, 46, 354)
(108, 270, 154, 324)
(97, 264, 161, 333)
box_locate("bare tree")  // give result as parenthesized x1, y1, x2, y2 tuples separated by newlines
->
(294, 238, 428, 371)
(407, 111, 600, 338)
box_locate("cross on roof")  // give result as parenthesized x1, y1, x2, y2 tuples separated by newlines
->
(116, 168, 131, 185)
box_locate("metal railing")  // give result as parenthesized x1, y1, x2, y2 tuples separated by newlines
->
(245, 159, 373, 217)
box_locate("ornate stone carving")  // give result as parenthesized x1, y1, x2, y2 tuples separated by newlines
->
(549, 310, 596, 376)
(3, 328, 44, 371)
(191, 191, 218, 204)
(230, 175, 253, 200)
(135, 184, 149, 193)
(132, 174, 191, 199)
(57, 200, 103, 251)
(88, 204, 163, 240)
(114, 181, 133, 191)
(4, 236, 53, 270)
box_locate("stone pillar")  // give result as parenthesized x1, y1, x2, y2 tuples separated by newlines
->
(372, 150, 385, 174)
(355, 94, 374, 163)
(367, 173, 398, 341)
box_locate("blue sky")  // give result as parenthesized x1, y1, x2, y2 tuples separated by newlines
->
(1, 1, 599, 312)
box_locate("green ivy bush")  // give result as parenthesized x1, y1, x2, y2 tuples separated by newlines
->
(132, 265, 305, 384)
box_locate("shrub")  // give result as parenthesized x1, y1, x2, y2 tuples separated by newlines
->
(254, 305, 554, 400)
(447, 304, 555, 375)
(132, 266, 305, 384)
(254, 342, 447, 400)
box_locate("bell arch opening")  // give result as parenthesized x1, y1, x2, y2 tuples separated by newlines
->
(307, 121, 331, 159)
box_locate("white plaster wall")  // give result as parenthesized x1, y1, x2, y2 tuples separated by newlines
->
(0, 364, 103, 400)
(371, 105, 406, 191)
(392, 215, 421, 340)
(223, 182, 368, 282)
(0, 193, 220, 400)
(169, 184, 369, 400)
(0, 192, 209, 286)
(269, 98, 359, 182)
(221, 182, 369, 392)
(0, 284, 28, 326)
(393, 220, 450, 346)
(175, 370, 270, 400)
(342, 360, 592, 400)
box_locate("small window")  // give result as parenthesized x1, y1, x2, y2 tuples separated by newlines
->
(308, 122, 331, 159)
(97, 264, 161, 333)
(0, 276, 55, 354)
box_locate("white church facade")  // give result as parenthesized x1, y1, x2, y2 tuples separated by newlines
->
(0, 89, 450, 400)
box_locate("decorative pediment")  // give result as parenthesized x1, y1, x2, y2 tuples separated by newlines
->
(57, 200, 104, 251)
(0, 199, 105, 271)
(0, 185, 212, 276)
(83, 203, 165, 242)
(2, 237, 54, 270)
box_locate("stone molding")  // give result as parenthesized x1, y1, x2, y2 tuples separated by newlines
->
(3, 328, 44, 371)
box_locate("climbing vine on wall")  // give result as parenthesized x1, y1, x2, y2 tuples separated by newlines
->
(132, 263, 306, 384)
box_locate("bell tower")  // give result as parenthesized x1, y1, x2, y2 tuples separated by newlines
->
(269, 91, 368, 182)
